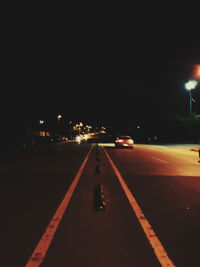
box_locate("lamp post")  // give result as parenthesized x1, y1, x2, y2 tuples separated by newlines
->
(185, 80, 198, 143)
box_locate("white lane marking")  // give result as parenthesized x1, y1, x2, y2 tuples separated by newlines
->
(103, 147, 175, 267)
(151, 156, 168, 164)
(98, 143, 115, 147)
(26, 145, 93, 267)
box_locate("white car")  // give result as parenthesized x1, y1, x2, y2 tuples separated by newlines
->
(115, 136, 134, 148)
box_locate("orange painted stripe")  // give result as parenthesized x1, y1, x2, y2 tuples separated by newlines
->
(26, 145, 93, 267)
(103, 147, 175, 267)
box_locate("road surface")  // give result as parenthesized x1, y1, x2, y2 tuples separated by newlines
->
(0, 142, 199, 266)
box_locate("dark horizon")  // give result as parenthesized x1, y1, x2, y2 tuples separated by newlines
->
(1, 12, 200, 146)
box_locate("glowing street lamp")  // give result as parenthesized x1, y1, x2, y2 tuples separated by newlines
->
(185, 80, 198, 91)
(184, 80, 198, 143)
(39, 120, 45, 125)
(57, 114, 62, 122)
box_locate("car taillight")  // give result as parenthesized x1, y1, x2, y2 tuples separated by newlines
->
(116, 139, 123, 143)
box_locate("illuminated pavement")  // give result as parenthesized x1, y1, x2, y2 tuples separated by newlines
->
(0, 142, 200, 266)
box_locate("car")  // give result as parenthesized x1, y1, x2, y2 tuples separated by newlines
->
(115, 136, 134, 148)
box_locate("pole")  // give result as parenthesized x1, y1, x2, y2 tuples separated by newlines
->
(189, 90, 193, 143)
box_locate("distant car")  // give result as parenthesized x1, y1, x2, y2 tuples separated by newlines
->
(115, 136, 134, 148)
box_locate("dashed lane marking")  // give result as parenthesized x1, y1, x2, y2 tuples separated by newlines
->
(151, 156, 168, 164)
(103, 147, 175, 267)
(26, 145, 93, 267)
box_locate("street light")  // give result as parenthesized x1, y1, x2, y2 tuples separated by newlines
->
(39, 120, 45, 125)
(185, 80, 198, 143)
(57, 114, 62, 122)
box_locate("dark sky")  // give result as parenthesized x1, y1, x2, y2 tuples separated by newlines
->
(1, 9, 200, 131)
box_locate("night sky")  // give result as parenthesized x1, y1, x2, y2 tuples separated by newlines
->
(1, 9, 200, 138)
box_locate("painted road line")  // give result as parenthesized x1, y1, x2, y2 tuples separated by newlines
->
(26, 145, 93, 267)
(151, 156, 168, 164)
(103, 147, 175, 267)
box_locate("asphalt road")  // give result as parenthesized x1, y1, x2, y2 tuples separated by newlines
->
(0, 141, 200, 267)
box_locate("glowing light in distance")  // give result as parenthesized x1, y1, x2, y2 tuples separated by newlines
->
(116, 139, 123, 143)
(76, 136, 81, 144)
(83, 134, 88, 141)
(196, 65, 200, 77)
(185, 80, 198, 90)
